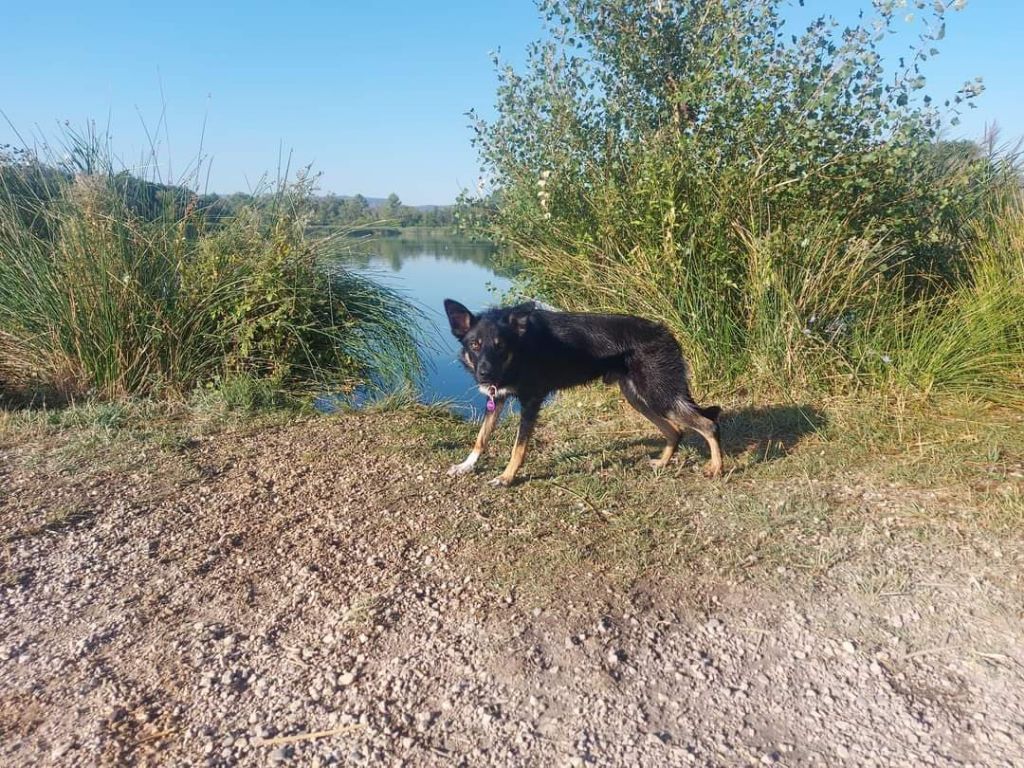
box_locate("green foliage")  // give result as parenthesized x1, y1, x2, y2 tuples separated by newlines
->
(469, 0, 1021, 405)
(866, 191, 1024, 405)
(203, 189, 456, 230)
(0, 132, 421, 402)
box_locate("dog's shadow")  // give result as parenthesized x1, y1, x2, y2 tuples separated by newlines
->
(548, 403, 826, 479)
(717, 403, 826, 468)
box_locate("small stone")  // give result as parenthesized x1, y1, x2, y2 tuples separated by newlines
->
(269, 745, 294, 763)
(842, 641, 856, 654)
(50, 742, 72, 760)
(338, 671, 357, 687)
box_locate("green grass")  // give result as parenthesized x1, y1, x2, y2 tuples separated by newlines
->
(494, 190, 1024, 410)
(0, 127, 421, 404)
(400, 384, 1024, 598)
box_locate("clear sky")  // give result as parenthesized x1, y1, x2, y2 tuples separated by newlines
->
(2, 1, 1020, 205)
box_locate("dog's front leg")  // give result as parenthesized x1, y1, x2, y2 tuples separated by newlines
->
(448, 398, 506, 476)
(490, 397, 542, 487)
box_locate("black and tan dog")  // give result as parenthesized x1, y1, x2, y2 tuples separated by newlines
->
(444, 299, 723, 486)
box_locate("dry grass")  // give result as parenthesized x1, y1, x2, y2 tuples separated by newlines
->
(404, 385, 1024, 599)
(3, 391, 1021, 601)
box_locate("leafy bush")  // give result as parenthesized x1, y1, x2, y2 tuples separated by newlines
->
(0, 133, 420, 402)
(469, 0, 1021, 403)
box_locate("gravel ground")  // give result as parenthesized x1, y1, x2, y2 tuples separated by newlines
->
(2, 413, 1023, 766)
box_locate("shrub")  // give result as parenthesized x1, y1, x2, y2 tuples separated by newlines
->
(0, 133, 420, 402)
(468, 0, 1021, 404)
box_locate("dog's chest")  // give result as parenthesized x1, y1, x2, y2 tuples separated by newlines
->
(478, 384, 514, 398)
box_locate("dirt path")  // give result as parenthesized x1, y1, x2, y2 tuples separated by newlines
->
(2, 410, 1023, 766)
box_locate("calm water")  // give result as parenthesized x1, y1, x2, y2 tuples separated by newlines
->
(334, 236, 514, 416)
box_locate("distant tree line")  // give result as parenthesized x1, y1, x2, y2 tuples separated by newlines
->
(202, 190, 456, 228)
(0, 148, 455, 232)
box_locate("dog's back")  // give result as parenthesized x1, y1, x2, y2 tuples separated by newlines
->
(512, 309, 689, 403)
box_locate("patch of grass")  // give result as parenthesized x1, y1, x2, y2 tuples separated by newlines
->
(402, 386, 1023, 600)
(0, 124, 421, 404)
(340, 592, 386, 630)
(3, 388, 1019, 602)
(188, 374, 290, 418)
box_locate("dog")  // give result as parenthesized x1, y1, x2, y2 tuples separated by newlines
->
(443, 299, 723, 486)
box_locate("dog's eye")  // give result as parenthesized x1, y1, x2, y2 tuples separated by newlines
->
(493, 338, 503, 349)
(470, 340, 482, 352)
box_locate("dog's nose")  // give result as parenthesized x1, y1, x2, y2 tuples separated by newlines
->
(476, 360, 493, 380)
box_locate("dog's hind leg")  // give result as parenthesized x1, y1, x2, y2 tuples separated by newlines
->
(448, 398, 506, 476)
(490, 397, 542, 487)
(618, 380, 682, 469)
(669, 401, 724, 478)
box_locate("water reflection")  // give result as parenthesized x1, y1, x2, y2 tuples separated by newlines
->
(328, 236, 514, 416)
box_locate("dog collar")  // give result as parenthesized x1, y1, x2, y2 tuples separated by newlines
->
(485, 385, 498, 413)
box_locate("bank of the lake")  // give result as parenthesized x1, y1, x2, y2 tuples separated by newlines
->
(328, 235, 515, 415)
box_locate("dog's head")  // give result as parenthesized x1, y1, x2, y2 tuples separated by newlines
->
(443, 299, 532, 386)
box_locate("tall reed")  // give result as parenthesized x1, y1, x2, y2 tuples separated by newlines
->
(0, 134, 420, 402)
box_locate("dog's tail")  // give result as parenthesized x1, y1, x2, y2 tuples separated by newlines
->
(697, 404, 721, 422)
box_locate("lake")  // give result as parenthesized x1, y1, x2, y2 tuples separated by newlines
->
(332, 236, 514, 416)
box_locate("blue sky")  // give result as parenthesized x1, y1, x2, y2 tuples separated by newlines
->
(2, 1, 1020, 204)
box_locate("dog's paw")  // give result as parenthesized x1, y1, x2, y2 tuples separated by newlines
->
(447, 452, 481, 477)
(447, 462, 476, 477)
(703, 462, 723, 479)
(488, 474, 513, 487)
(649, 458, 670, 471)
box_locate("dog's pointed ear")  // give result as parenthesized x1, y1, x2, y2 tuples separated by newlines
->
(509, 307, 532, 336)
(444, 299, 474, 339)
